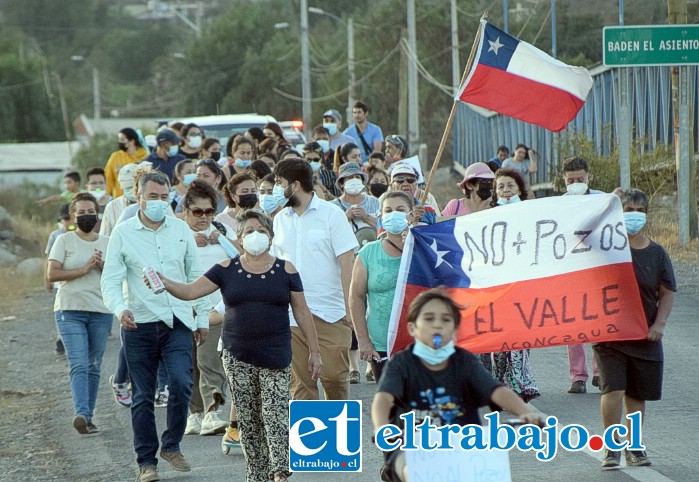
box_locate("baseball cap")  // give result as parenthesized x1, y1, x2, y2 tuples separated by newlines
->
(457, 162, 495, 189)
(390, 162, 418, 180)
(155, 129, 183, 145)
(335, 162, 368, 190)
(322, 109, 342, 123)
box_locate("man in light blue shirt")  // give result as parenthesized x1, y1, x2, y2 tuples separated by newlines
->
(343, 101, 384, 164)
(101, 171, 208, 479)
(322, 108, 355, 152)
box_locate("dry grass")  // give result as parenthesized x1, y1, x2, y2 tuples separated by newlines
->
(0, 214, 53, 305)
(645, 200, 699, 263)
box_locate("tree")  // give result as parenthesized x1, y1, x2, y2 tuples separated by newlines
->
(0, 28, 63, 142)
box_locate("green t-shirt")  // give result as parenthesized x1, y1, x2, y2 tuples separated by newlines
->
(357, 240, 402, 351)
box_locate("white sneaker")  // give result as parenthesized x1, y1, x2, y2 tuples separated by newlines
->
(199, 410, 228, 435)
(109, 374, 132, 407)
(185, 412, 202, 435)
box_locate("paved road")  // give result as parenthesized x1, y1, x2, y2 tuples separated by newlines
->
(2, 264, 697, 482)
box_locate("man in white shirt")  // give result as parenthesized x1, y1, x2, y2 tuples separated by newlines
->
(101, 171, 209, 481)
(272, 158, 358, 400)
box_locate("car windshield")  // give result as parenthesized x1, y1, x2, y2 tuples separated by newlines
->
(202, 123, 266, 145)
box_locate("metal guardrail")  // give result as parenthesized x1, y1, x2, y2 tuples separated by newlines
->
(453, 65, 699, 185)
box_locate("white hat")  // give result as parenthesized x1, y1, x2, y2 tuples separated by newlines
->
(118, 163, 138, 190)
(390, 162, 418, 180)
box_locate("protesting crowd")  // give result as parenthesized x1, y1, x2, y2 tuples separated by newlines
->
(41, 99, 675, 482)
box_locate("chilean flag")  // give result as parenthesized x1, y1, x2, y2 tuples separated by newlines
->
(456, 20, 593, 132)
(387, 194, 648, 356)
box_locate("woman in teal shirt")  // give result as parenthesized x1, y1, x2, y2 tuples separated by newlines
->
(350, 191, 414, 382)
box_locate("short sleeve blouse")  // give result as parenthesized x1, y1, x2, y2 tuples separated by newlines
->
(204, 256, 303, 369)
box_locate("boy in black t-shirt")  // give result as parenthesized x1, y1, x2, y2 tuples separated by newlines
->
(593, 188, 676, 471)
(372, 288, 544, 482)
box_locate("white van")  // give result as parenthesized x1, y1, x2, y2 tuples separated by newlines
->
(176, 114, 277, 146)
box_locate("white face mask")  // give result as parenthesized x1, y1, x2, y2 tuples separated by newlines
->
(343, 178, 364, 195)
(188, 135, 202, 149)
(566, 182, 588, 196)
(89, 188, 106, 201)
(242, 231, 270, 256)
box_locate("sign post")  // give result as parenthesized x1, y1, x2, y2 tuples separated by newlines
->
(603, 25, 699, 245)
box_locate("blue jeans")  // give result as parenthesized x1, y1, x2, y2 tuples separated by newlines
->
(114, 334, 129, 384)
(114, 332, 169, 390)
(123, 318, 193, 468)
(55, 310, 113, 420)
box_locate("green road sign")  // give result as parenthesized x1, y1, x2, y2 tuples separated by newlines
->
(603, 25, 699, 66)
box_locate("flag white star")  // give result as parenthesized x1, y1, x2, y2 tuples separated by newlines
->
(430, 239, 451, 269)
(488, 36, 504, 55)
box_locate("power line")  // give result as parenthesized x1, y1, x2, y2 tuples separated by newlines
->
(273, 41, 401, 103)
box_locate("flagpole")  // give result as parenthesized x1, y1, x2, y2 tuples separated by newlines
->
(420, 15, 486, 206)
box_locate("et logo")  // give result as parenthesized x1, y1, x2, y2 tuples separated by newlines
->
(288, 400, 362, 472)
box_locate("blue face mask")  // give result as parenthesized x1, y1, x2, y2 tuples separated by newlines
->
(182, 173, 197, 187)
(272, 185, 289, 207)
(496, 194, 521, 205)
(235, 159, 252, 168)
(382, 211, 409, 235)
(309, 161, 322, 172)
(143, 200, 169, 222)
(323, 123, 338, 136)
(316, 139, 330, 153)
(412, 339, 456, 365)
(624, 212, 647, 235)
(167, 145, 179, 157)
(124, 192, 136, 203)
(259, 194, 283, 214)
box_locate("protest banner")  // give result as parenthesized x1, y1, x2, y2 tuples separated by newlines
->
(387, 194, 648, 355)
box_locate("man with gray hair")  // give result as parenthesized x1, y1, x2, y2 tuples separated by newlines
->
(101, 170, 210, 482)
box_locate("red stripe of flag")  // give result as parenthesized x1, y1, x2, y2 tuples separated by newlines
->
(458, 64, 585, 133)
(390, 263, 647, 355)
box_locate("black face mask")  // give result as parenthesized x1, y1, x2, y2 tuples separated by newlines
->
(118, 142, 128, 152)
(370, 183, 389, 198)
(475, 181, 493, 201)
(76, 214, 98, 233)
(236, 193, 258, 209)
(210, 151, 221, 162)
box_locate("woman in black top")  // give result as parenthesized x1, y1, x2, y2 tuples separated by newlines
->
(158, 209, 321, 482)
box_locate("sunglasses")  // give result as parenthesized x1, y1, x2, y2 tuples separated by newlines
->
(189, 207, 216, 217)
(393, 177, 416, 184)
(386, 135, 405, 149)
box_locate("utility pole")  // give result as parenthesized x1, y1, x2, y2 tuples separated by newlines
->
(92, 67, 101, 124)
(668, 0, 696, 243)
(398, 29, 408, 137)
(300, 0, 312, 137)
(668, 0, 687, 170)
(347, 18, 356, 122)
(551, 0, 557, 59)
(53, 72, 73, 158)
(406, 0, 419, 153)
(451, 0, 460, 94)
(617, 1, 631, 188)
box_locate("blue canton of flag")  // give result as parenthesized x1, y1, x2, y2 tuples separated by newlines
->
(479, 22, 518, 70)
(406, 220, 470, 289)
